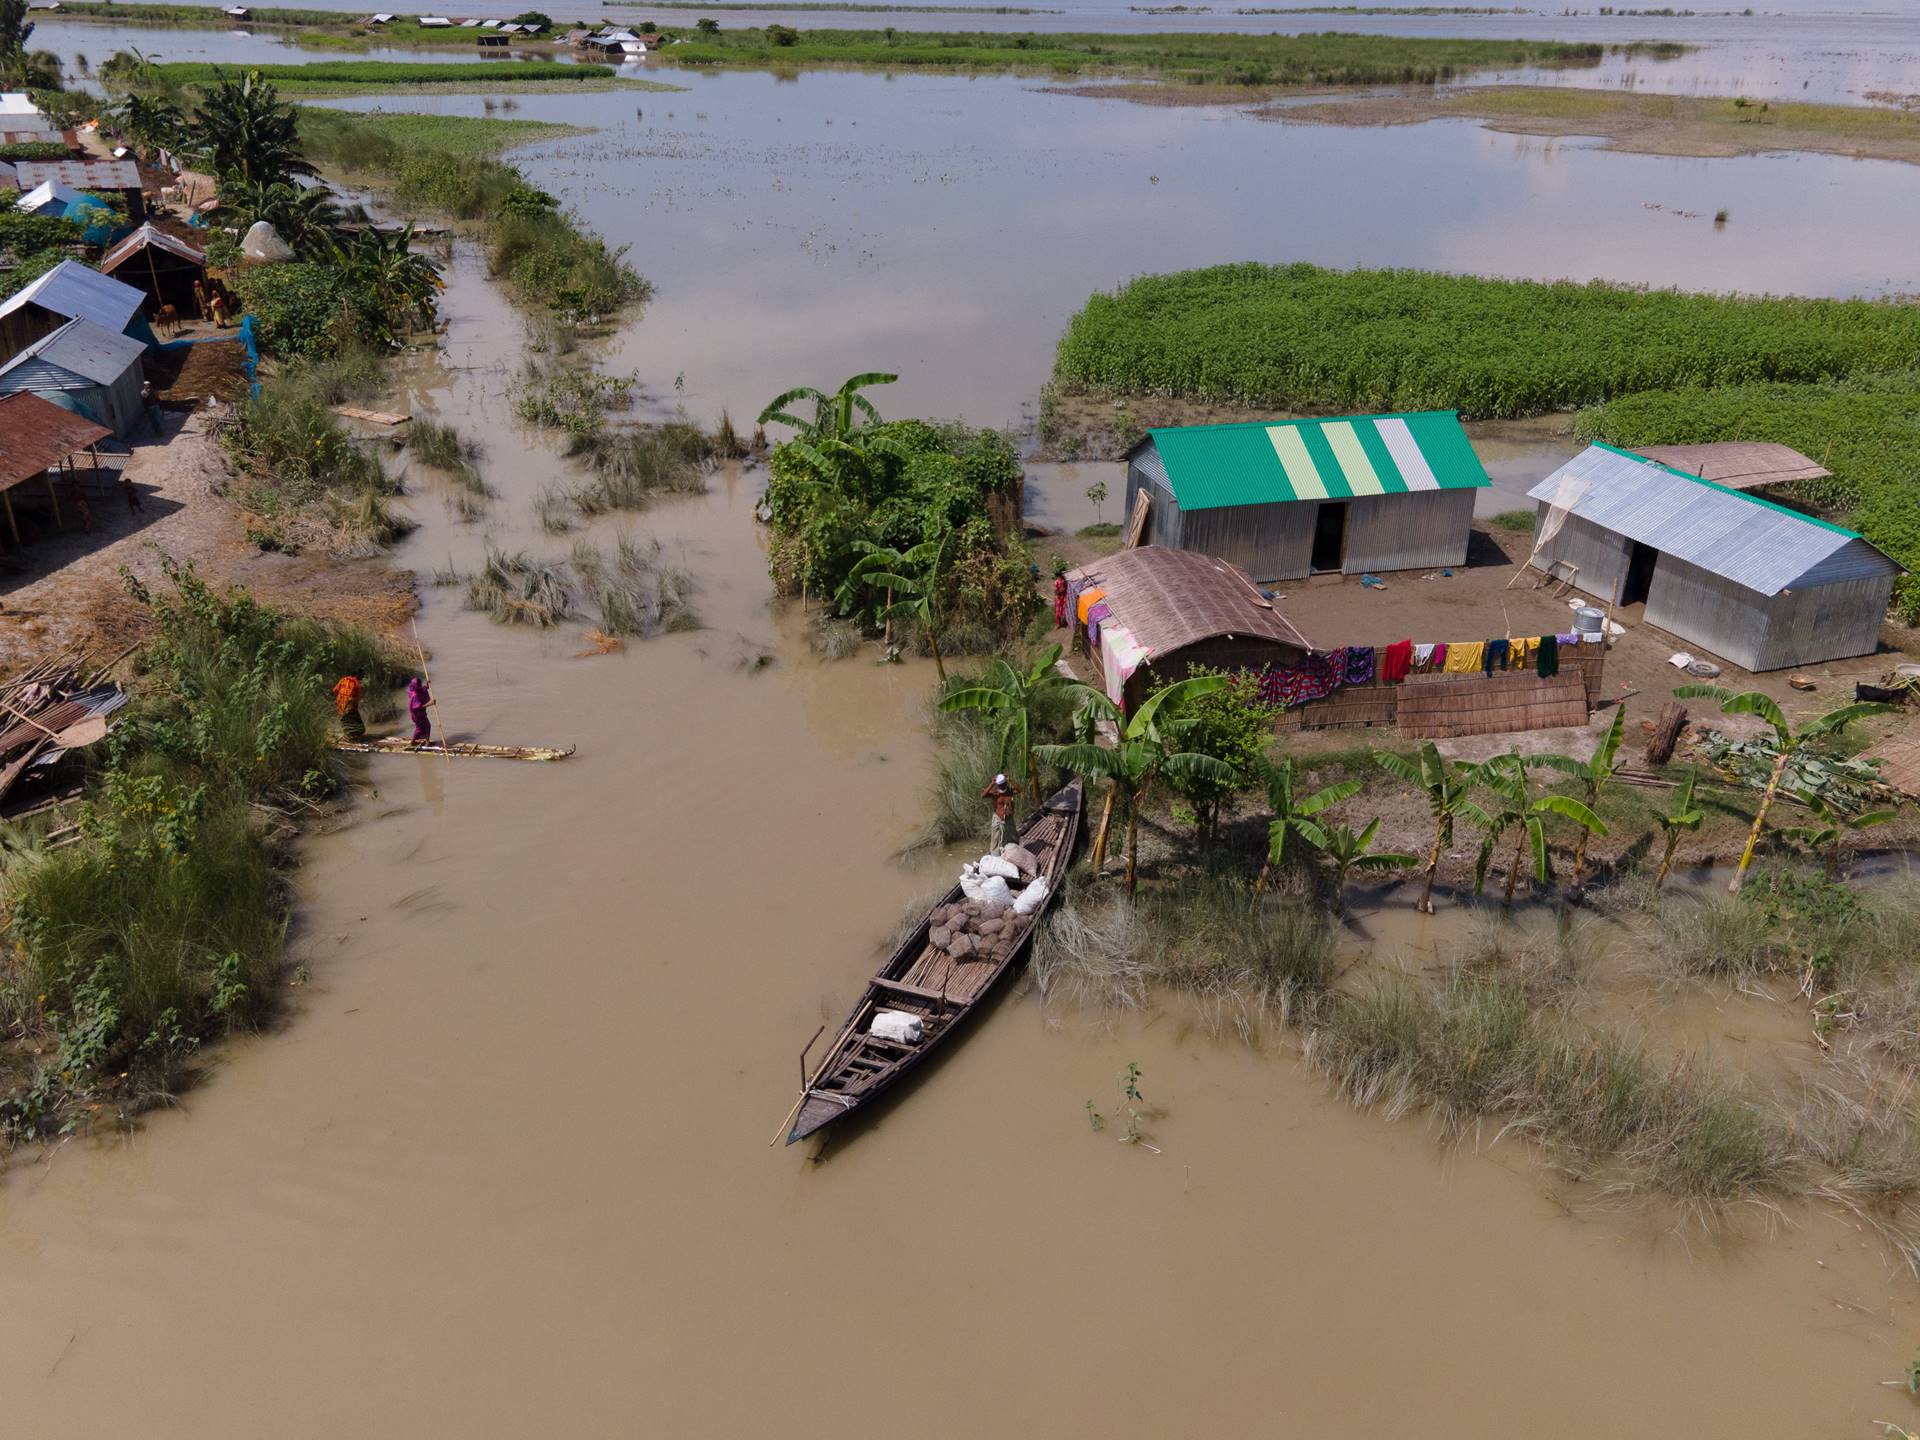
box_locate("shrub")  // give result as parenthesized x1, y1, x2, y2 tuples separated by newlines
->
(233, 262, 348, 358)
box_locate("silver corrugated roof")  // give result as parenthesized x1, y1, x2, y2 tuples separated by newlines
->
(0, 317, 145, 386)
(0, 260, 144, 335)
(1528, 444, 1897, 596)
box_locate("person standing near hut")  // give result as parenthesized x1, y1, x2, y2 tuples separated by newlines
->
(407, 674, 436, 747)
(1053, 570, 1069, 629)
(332, 670, 366, 741)
(982, 772, 1018, 850)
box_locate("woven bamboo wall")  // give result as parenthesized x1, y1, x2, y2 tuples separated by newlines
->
(1396, 672, 1591, 740)
(1273, 647, 1606, 734)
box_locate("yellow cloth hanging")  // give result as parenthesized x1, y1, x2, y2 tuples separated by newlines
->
(1076, 586, 1105, 624)
(1444, 641, 1484, 674)
(1513, 637, 1538, 669)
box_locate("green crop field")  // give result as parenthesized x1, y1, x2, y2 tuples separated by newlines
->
(1052, 262, 1920, 420)
(1577, 374, 1920, 621)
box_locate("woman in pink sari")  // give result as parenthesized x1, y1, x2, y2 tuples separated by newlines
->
(407, 675, 435, 745)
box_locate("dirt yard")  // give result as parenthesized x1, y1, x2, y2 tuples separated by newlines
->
(0, 407, 416, 672)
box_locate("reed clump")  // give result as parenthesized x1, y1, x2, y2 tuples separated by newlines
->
(466, 545, 574, 628)
(566, 426, 707, 512)
(408, 416, 489, 495)
(570, 535, 698, 638)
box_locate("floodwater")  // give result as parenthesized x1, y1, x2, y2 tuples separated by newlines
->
(303, 65, 1920, 438)
(1, 247, 1918, 1437)
(6, 26, 1920, 1435)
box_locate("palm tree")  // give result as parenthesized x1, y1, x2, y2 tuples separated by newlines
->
(1374, 742, 1478, 914)
(1653, 766, 1704, 891)
(1531, 704, 1627, 889)
(1252, 757, 1362, 897)
(329, 224, 443, 344)
(858, 533, 951, 680)
(1675, 686, 1891, 892)
(1319, 818, 1418, 909)
(758, 371, 897, 442)
(194, 68, 315, 187)
(1776, 789, 1898, 879)
(937, 644, 1073, 802)
(1034, 676, 1237, 897)
(112, 90, 186, 162)
(1459, 751, 1608, 905)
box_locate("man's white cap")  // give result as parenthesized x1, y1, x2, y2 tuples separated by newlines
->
(994, 773, 1007, 785)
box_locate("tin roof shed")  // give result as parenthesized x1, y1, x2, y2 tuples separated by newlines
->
(0, 261, 146, 338)
(1137, 411, 1489, 510)
(1526, 443, 1897, 597)
(14, 159, 142, 191)
(0, 317, 146, 388)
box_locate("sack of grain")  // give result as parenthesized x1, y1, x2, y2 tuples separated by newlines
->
(977, 853, 1021, 881)
(1000, 844, 1039, 878)
(1012, 875, 1051, 916)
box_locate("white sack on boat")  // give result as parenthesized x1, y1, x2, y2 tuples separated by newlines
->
(977, 854, 1021, 881)
(870, 1009, 923, 1044)
(976, 875, 1013, 912)
(958, 863, 986, 902)
(1012, 876, 1051, 916)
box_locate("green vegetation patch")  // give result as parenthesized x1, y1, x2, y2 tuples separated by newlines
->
(1577, 373, 1920, 621)
(664, 27, 1638, 85)
(145, 59, 623, 94)
(298, 109, 582, 159)
(1052, 262, 1920, 420)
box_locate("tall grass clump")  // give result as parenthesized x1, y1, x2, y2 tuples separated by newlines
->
(0, 562, 404, 1136)
(465, 544, 574, 628)
(570, 535, 698, 637)
(514, 359, 634, 436)
(1053, 262, 1920, 420)
(567, 426, 707, 512)
(408, 415, 489, 495)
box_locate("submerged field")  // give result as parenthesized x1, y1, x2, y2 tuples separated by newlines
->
(140, 59, 673, 95)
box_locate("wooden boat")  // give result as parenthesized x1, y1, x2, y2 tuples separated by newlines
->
(333, 737, 575, 762)
(782, 777, 1083, 1146)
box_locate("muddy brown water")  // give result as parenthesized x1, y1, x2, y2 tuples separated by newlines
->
(2, 257, 1918, 1434)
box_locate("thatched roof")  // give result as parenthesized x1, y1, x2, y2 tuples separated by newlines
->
(1072, 545, 1313, 657)
(1630, 441, 1830, 491)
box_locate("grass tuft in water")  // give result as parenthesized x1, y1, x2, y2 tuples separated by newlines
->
(465, 544, 574, 628)
(409, 416, 490, 495)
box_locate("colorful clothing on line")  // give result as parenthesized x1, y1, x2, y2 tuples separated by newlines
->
(1412, 642, 1435, 670)
(1512, 637, 1537, 670)
(1086, 600, 1111, 648)
(1537, 633, 1559, 678)
(1483, 638, 1510, 676)
(1076, 586, 1106, 625)
(1444, 641, 1483, 674)
(1344, 646, 1376, 687)
(1431, 643, 1446, 670)
(1381, 639, 1414, 683)
(1267, 652, 1340, 708)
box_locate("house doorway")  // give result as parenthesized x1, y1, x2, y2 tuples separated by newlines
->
(1620, 541, 1659, 606)
(1311, 501, 1347, 573)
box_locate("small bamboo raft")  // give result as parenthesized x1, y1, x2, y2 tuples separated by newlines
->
(334, 738, 574, 762)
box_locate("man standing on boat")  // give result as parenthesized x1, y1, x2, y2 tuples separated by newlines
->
(982, 772, 1018, 851)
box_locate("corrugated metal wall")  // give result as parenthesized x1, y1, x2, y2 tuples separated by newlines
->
(1178, 500, 1314, 580)
(0, 363, 142, 437)
(1343, 488, 1476, 575)
(1124, 456, 1184, 550)
(1644, 553, 1892, 671)
(1530, 507, 1634, 602)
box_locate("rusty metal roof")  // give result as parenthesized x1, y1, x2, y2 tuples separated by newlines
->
(12, 159, 142, 190)
(1630, 441, 1832, 490)
(1068, 545, 1314, 658)
(0, 392, 112, 487)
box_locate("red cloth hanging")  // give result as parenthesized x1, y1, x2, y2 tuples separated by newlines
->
(1381, 638, 1414, 683)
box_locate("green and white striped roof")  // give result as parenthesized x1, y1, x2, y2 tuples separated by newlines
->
(1139, 411, 1491, 511)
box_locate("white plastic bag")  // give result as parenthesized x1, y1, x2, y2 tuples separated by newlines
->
(870, 1009, 923, 1044)
(977, 853, 1021, 881)
(958, 863, 985, 903)
(1012, 875, 1051, 916)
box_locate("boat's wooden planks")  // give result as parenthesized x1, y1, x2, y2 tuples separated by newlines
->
(783, 779, 1083, 1144)
(334, 738, 575, 762)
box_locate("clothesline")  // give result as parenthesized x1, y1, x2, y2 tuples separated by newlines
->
(1250, 630, 1602, 710)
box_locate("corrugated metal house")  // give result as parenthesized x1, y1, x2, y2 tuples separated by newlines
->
(13, 159, 146, 222)
(1123, 412, 1490, 582)
(1528, 443, 1903, 672)
(0, 260, 150, 358)
(1070, 545, 1314, 712)
(0, 317, 149, 437)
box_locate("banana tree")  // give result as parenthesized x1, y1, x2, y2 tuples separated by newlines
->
(860, 532, 952, 679)
(937, 644, 1073, 802)
(1252, 758, 1363, 897)
(1776, 789, 1899, 879)
(1458, 751, 1608, 905)
(1675, 686, 1891, 892)
(1035, 675, 1236, 897)
(1530, 704, 1627, 888)
(757, 372, 898, 441)
(1653, 766, 1704, 890)
(1318, 819, 1418, 910)
(1374, 742, 1478, 914)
